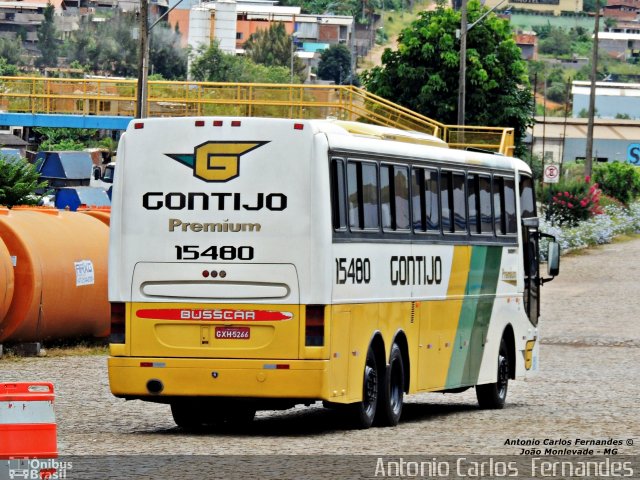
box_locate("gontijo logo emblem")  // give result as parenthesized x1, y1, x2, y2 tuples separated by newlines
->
(166, 141, 269, 182)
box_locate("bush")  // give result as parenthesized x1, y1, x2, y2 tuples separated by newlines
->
(0, 156, 49, 206)
(540, 202, 640, 258)
(593, 162, 640, 205)
(542, 177, 602, 226)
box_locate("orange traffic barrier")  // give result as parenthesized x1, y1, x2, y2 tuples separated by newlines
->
(0, 207, 110, 342)
(0, 234, 14, 321)
(0, 382, 57, 458)
(77, 205, 111, 226)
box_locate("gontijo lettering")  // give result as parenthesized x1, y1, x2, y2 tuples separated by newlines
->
(142, 192, 287, 211)
(390, 255, 442, 286)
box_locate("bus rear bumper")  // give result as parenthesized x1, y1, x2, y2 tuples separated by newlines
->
(108, 357, 328, 400)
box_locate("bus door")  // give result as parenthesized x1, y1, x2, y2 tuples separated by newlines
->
(521, 218, 540, 325)
(519, 175, 539, 325)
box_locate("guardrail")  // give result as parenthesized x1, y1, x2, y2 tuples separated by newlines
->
(0, 76, 514, 155)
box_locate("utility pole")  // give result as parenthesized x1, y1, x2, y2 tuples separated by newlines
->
(457, 0, 507, 127)
(457, 0, 468, 126)
(585, 2, 601, 177)
(136, 0, 149, 119)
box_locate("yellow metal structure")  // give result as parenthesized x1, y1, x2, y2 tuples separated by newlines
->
(0, 76, 515, 155)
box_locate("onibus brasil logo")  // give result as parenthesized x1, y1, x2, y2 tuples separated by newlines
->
(166, 141, 269, 182)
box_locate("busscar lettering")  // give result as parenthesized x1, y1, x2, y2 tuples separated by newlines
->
(390, 255, 442, 286)
(181, 310, 256, 321)
(169, 219, 261, 233)
(143, 192, 287, 211)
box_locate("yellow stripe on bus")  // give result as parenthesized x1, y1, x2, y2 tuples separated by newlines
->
(418, 246, 471, 391)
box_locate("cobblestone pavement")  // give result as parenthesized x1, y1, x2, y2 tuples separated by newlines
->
(1, 240, 638, 457)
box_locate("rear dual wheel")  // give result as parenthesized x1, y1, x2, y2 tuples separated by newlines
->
(350, 343, 405, 429)
(376, 343, 404, 427)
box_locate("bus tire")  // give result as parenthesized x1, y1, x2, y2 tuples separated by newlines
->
(171, 401, 207, 431)
(376, 343, 404, 426)
(476, 337, 509, 409)
(225, 405, 257, 427)
(349, 347, 379, 429)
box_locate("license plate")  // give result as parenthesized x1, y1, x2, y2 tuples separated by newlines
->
(215, 326, 250, 340)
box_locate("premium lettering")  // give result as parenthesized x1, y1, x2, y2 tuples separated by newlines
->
(169, 219, 261, 233)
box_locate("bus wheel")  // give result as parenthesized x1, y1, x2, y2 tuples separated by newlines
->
(225, 405, 256, 427)
(476, 338, 509, 409)
(171, 401, 208, 431)
(349, 347, 379, 429)
(376, 343, 404, 426)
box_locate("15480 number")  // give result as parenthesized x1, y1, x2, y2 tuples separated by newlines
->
(336, 257, 371, 284)
(175, 245, 254, 261)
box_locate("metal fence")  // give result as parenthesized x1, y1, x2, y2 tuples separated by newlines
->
(0, 76, 514, 155)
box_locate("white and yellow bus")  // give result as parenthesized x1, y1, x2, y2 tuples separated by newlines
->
(108, 117, 559, 429)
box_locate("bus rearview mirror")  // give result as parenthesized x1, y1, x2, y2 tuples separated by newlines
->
(547, 241, 560, 277)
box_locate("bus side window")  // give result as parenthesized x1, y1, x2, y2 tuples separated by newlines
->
(440, 170, 452, 232)
(425, 169, 440, 232)
(493, 176, 505, 235)
(504, 177, 517, 234)
(479, 175, 493, 233)
(381, 164, 410, 231)
(362, 163, 379, 230)
(467, 173, 479, 234)
(347, 160, 379, 231)
(330, 158, 346, 230)
(394, 166, 410, 230)
(519, 175, 537, 218)
(411, 167, 426, 231)
(452, 172, 467, 233)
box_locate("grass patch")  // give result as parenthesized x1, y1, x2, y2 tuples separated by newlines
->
(1, 338, 108, 361)
(611, 233, 640, 244)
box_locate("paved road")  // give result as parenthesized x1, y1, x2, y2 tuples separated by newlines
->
(1, 240, 638, 463)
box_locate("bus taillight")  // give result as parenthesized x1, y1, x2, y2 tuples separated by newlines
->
(305, 305, 325, 346)
(110, 302, 126, 344)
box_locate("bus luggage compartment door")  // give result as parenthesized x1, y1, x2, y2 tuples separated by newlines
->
(128, 262, 300, 359)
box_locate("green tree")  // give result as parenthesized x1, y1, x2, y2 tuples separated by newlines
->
(150, 25, 187, 80)
(539, 27, 572, 56)
(67, 12, 139, 76)
(593, 162, 640, 204)
(190, 42, 291, 83)
(0, 157, 49, 206)
(0, 37, 25, 65)
(362, 0, 533, 155)
(243, 23, 306, 81)
(34, 128, 98, 151)
(190, 42, 238, 82)
(36, 4, 59, 68)
(0, 58, 19, 76)
(318, 44, 355, 84)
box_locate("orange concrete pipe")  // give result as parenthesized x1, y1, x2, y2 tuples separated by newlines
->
(77, 206, 111, 226)
(0, 232, 15, 322)
(0, 207, 110, 342)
